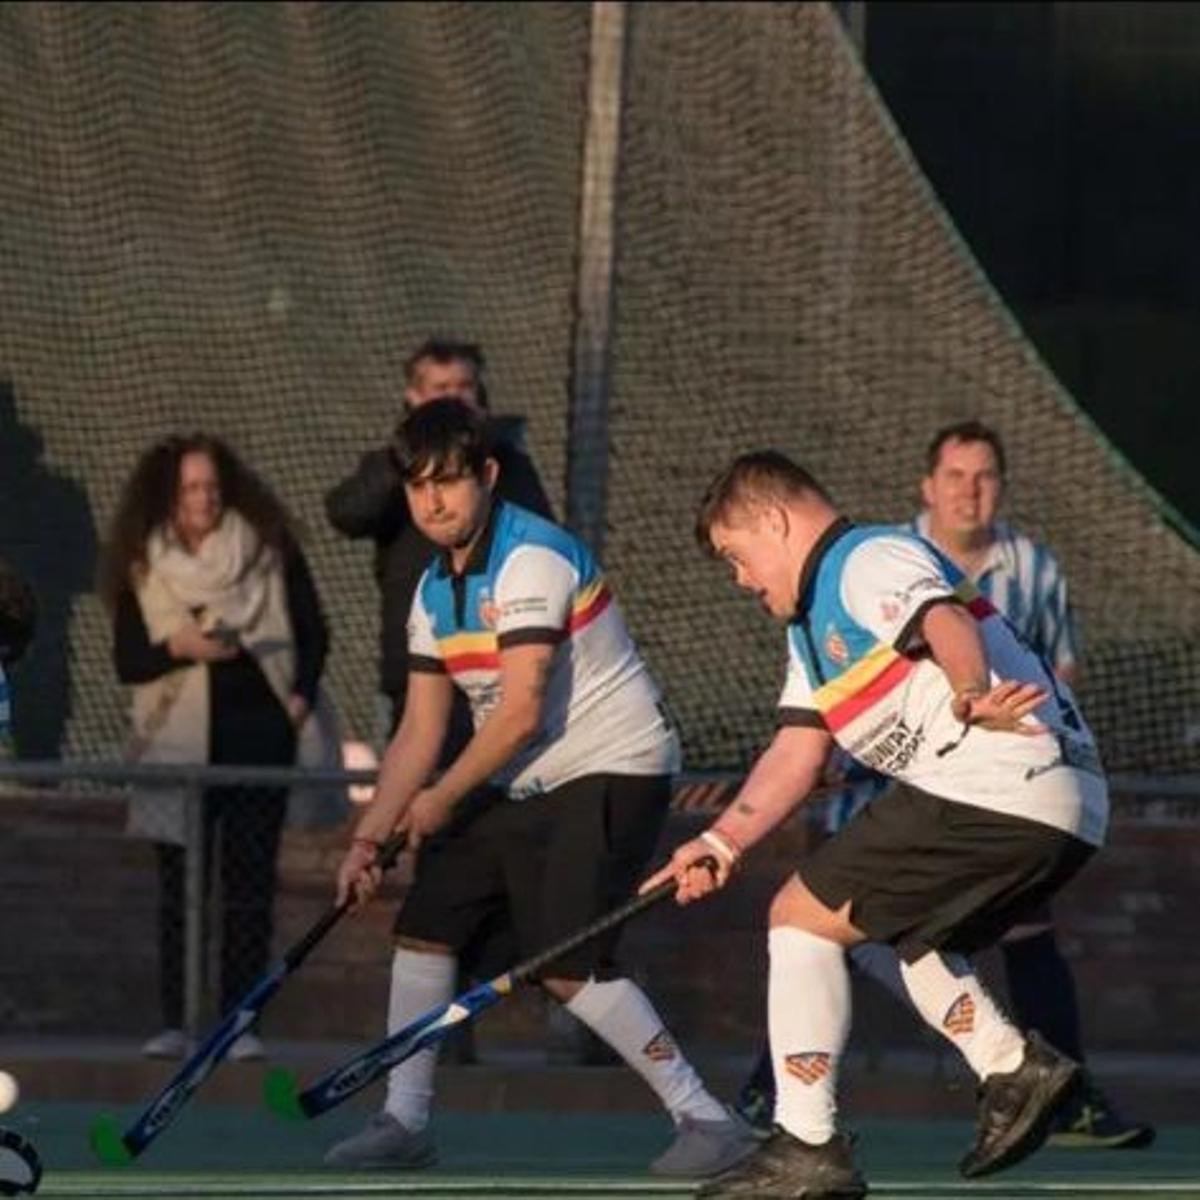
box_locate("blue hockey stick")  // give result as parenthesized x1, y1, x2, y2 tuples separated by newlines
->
(264, 860, 711, 1120)
(90, 833, 406, 1164)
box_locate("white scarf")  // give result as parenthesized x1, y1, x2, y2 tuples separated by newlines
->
(124, 509, 348, 844)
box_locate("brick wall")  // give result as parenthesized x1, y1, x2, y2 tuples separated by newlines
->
(1, 785, 1196, 1053)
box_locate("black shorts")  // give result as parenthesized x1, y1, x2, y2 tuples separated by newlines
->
(394, 773, 670, 980)
(800, 783, 1095, 964)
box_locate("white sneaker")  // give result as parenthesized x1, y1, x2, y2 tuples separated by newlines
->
(141, 1028, 193, 1059)
(228, 1032, 265, 1062)
(650, 1110, 758, 1177)
(324, 1113, 437, 1169)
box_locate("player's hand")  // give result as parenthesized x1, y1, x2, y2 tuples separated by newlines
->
(400, 786, 455, 850)
(336, 838, 385, 909)
(639, 838, 726, 906)
(953, 680, 1049, 735)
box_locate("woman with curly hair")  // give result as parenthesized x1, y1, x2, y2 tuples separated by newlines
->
(101, 433, 330, 1062)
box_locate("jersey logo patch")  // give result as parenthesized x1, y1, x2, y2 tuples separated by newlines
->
(642, 1030, 678, 1062)
(784, 1051, 831, 1085)
(478, 590, 500, 629)
(943, 992, 975, 1036)
(824, 626, 849, 666)
(880, 598, 902, 624)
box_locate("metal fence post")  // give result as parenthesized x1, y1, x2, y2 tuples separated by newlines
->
(183, 780, 206, 1038)
(566, 0, 629, 559)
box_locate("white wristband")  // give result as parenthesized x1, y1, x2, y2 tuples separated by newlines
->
(699, 828, 741, 870)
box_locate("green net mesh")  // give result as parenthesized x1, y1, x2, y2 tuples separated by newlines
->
(0, 2, 1195, 774)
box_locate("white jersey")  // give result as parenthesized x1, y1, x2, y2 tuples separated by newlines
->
(782, 520, 1108, 846)
(408, 500, 679, 798)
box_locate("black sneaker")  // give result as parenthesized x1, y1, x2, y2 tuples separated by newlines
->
(959, 1031, 1081, 1179)
(696, 1127, 867, 1199)
(1047, 1073, 1156, 1149)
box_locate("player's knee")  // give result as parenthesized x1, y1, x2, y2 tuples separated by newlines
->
(769, 875, 861, 946)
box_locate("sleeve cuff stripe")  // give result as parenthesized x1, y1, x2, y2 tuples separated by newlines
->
(894, 594, 962, 651)
(408, 655, 446, 674)
(777, 707, 825, 729)
(497, 627, 566, 648)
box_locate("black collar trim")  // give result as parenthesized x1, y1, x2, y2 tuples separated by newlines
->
(794, 516, 855, 619)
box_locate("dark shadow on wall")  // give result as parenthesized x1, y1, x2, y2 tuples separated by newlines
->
(0, 380, 97, 757)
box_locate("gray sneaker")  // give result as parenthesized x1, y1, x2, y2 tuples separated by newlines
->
(323, 1113, 437, 1170)
(649, 1111, 757, 1178)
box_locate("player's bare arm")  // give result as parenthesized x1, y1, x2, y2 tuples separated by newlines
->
(642, 724, 833, 904)
(921, 602, 1048, 734)
(401, 641, 555, 846)
(338, 669, 453, 906)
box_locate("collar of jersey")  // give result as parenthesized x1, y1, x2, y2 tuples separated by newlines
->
(432, 498, 504, 579)
(793, 516, 856, 620)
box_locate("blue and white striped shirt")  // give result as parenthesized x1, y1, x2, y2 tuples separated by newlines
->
(910, 513, 1078, 676)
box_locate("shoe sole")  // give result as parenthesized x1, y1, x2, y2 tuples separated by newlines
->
(1047, 1125, 1157, 1151)
(961, 1059, 1081, 1179)
(697, 1183, 866, 1199)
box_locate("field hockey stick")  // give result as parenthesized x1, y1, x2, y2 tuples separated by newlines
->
(264, 856, 716, 1120)
(90, 832, 407, 1164)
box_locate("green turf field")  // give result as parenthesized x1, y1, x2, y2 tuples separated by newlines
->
(6, 1101, 1199, 1198)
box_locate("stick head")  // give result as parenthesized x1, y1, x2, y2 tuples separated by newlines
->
(0, 1127, 44, 1193)
(88, 1115, 133, 1168)
(263, 1068, 305, 1120)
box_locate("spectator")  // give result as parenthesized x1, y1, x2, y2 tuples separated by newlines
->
(325, 338, 552, 739)
(100, 433, 329, 1063)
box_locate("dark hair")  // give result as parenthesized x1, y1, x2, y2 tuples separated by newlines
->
(925, 420, 1007, 477)
(695, 450, 829, 553)
(99, 433, 297, 611)
(392, 398, 496, 484)
(403, 338, 489, 408)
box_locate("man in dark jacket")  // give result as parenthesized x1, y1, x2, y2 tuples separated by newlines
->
(325, 339, 554, 735)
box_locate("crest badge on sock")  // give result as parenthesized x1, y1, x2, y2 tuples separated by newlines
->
(943, 992, 976, 1036)
(784, 1051, 832, 1085)
(642, 1029, 678, 1062)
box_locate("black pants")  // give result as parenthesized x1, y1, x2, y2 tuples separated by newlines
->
(156, 785, 288, 1025)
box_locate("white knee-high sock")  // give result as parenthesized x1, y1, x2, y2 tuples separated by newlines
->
(900, 951, 1025, 1079)
(768, 927, 851, 1145)
(383, 948, 456, 1130)
(848, 941, 912, 1008)
(565, 978, 727, 1124)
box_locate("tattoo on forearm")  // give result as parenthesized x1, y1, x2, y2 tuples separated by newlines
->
(735, 801, 756, 815)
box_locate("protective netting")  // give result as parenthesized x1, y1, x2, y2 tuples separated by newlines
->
(0, 2, 1196, 774)
(0, 1, 586, 757)
(605, 2, 1200, 771)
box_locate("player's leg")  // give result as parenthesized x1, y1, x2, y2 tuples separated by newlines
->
(324, 790, 508, 1170)
(874, 788, 1095, 1178)
(509, 774, 755, 1179)
(698, 876, 867, 1199)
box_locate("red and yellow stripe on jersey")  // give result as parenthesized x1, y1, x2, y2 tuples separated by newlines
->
(812, 579, 996, 733)
(568, 576, 612, 633)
